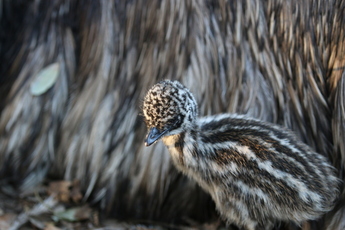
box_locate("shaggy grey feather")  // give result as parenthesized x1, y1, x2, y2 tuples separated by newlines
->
(0, 0, 344, 229)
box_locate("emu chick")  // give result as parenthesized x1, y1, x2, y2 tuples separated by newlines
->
(142, 80, 339, 230)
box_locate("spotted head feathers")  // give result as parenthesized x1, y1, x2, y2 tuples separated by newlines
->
(143, 80, 198, 146)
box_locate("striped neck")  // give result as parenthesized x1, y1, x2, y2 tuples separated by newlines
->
(162, 125, 202, 170)
(162, 126, 217, 194)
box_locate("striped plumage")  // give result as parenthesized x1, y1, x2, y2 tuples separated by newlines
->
(143, 80, 339, 230)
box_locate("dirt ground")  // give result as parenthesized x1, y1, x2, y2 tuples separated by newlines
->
(0, 180, 226, 230)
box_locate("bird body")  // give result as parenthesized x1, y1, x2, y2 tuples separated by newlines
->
(143, 80, 339, 230)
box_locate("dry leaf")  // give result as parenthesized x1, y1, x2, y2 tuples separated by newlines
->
(0, 213, 17, 230)
(48, 181, 72, 203)
(70, 180, 83, 203)
(74, 205, 92, 221)
(45, 223, 62, 230)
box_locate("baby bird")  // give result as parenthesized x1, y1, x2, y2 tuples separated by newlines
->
(142, 80, 339, 230)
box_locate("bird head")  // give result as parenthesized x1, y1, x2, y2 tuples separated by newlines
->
(142, 80, 198, 146)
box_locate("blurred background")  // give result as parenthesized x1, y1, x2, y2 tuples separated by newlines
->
(0, 0, 344, 229)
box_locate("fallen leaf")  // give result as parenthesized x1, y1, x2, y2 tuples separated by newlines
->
(9, 196, 58, 230)
(48, 181, 72, 203)
(0, 213, 17, 230)
(53, 205, 91, 222)
(74, 205, 92, 221)
(70, 180, 83, 203)
(45, 222, 62, 230)
(30, 62, 60, 96)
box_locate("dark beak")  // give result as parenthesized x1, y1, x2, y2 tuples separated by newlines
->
(145, 127, 169, 146)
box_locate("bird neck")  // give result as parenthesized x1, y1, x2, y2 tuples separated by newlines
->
(162, 123, 202, 171)
(162, 126, 216, 194)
